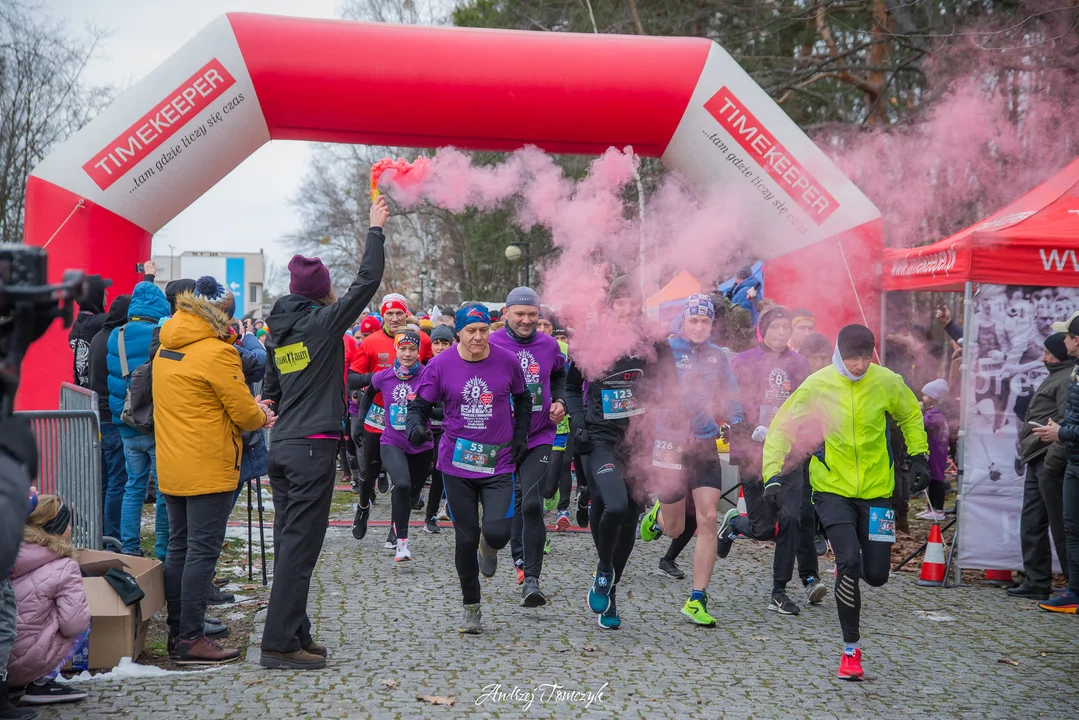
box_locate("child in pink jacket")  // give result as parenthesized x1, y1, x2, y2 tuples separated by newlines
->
(8, 496, 90, 706)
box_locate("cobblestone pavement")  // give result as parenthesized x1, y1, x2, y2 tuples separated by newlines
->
(42, 489, 1079, 719)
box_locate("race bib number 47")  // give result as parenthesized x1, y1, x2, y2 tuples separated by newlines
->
(868, 507, 897, 543)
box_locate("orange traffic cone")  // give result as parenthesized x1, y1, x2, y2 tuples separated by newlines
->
(737, 487, 747, 517)
(917, 521, 946, 587)
(984, 569, 1013, 587)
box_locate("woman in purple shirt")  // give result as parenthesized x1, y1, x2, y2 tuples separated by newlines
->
(406, 304, 532, 634)
(357, 331, 433, 562)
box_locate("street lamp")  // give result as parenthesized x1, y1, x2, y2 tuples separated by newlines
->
(505, 241, 531, 288)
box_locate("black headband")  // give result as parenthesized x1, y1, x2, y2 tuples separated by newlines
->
(42, 503, 71, 535)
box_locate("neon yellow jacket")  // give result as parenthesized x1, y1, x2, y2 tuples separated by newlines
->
(762, 363, 928, 500)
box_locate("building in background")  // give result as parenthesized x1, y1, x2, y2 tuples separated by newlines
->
(152, 250, 266, 319)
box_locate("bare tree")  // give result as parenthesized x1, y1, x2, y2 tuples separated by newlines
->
(0, 2, 112, 243)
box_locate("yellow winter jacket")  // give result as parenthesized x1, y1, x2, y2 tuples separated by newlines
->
(762, 363, 928, 500)
(153, 293, 266, 497)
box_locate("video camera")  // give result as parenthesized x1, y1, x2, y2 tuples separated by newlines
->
(0, 244, 85, 414)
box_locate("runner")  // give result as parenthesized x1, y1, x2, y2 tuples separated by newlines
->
(423, 324, 456, 533)
(789, 308, 816, 353)
(491, 288, 567, 605)
(639, 294, 743, 627)
(761, 324, 929, 679)
(349, 294, 433, 545)
(405, 304, 532, 634)
(716, 307, 825, 616)
(543, 332, 576, 534)
(566, 276, 661, 629)
(356, 331, 433, 561)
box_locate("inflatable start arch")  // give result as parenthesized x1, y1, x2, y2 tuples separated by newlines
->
(22, 13, 881, 408)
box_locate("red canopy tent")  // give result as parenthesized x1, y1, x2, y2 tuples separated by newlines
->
(882, 157, 1079, 291)
(880, 157, 1079, 580)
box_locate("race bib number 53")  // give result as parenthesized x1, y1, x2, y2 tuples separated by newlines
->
(451, 437, 499, 475)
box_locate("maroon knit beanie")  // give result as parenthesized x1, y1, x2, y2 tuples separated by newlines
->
(288, 255, 331, 299)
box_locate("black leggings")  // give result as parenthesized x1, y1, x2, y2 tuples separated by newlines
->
(338, 432, 359, 480)
(355, 422, 383, 508)
(543, 449, 574, 512)
(582, 441, 639, 582)
(509, 445, 553, 579)
(664, 508, 697, 563)
(381, 445, 433, 540)
(813, 492, 892, 644)
(443, 472, 514, 605)
(424, 433, 444, 521)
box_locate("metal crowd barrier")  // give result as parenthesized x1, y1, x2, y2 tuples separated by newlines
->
(17, 384, 104, 550)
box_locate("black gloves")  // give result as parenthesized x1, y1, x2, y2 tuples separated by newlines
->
(408, 425, 432, 447)
(511, 434, 529, 464)
(909, 454, 931, 495)
(762, 476, 783, 509)
(574, 427, 593, 456)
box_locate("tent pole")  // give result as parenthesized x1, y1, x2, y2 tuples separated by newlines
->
(953, 280, 974, 585)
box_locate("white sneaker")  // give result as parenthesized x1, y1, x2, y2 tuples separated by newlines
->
(437, 502, 451, 522)
(395, 538, 412, 562)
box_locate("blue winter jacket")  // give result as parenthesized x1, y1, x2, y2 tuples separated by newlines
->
(729, 277, 762, 324)
(236, 333, 268, 483)
(659, 336, 744, 441)
(106, 282, 170, 438)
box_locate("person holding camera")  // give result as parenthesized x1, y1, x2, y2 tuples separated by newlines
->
(153, 279, 276, 665)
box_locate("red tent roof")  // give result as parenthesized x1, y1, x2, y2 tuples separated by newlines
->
(882, 157, 1079, 291)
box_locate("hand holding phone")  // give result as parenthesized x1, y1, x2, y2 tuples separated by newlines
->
(1028, 420, 1045, 428)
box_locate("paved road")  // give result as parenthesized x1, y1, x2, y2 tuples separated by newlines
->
(44, 491, 1079, 719)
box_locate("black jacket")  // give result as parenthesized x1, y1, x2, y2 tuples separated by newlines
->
(1019, 359, 1074, 475)
(88, 296, 132, 419)
(262, 228, 385, 441)
(1055, 365, 1079, 462)
(565, 341, 663, 447)
(68, 275, 110, 387)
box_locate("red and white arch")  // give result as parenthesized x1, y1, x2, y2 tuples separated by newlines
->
(22, 13, 880, 408)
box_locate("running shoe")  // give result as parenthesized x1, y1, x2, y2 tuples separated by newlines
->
(768, 591, 801, 616)
(521, 577, 548, 607)
(1038, 589, 1079, 613)
(543, 491, 559, 514)
(658, 558, 685, 579)
(412, 496, 425, 511)
(805, 576, 828, 605)
(437, 502, 451, 522)
(681, 597, 717, 627)
(598, 586, 621, 629)
(384, 527, 397, 550)
(394, 538, 412, 562)
(916, 509, 946, 521)
(477, 536, 498, 577)
(516, 564, 525, 585)
(423, 517, 440, 534)
(352, 504, 370, 540)
(544, 536, 552, 555)
(814, 533, 828, 556)
(377, 471, 389, 494)
(576, 491, 590, 528)
(459, 604, 482, 634)
(588, 569, 615, 614)
(350, 478, 361, 494)
(640, 500, 663, 542)
(18, 679, 87, 705)
(556, 510, 571, 532)
(837, 649, 864, 681)
(716, 508, 738, 559)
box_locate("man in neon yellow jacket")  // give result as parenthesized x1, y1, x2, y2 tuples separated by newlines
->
(762, 324, 929, 682)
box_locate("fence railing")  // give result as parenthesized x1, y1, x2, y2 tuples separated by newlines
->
(59, 382, 99, 416)
(17, 407, 103, 551)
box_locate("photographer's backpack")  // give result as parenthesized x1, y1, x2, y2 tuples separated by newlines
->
(117, 326, 155, 434)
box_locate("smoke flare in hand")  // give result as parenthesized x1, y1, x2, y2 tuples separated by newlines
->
(370, 157, 432, 202)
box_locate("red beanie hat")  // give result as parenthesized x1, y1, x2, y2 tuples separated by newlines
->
(360, 315, 382, 334)
(288, 255, 331, 299)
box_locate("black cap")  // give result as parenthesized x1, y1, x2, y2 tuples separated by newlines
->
(1045, 332, 1069, 362)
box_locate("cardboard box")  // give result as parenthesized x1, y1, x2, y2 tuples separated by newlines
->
(65, 550, 165, 670)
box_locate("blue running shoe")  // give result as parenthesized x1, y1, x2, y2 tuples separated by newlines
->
(588, 570, 615, 613)
(599, 586, 621, 629)
(1039, 588, 1079, 614)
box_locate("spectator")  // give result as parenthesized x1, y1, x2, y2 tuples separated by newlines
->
(106, 281, 170, 556)
(727, 264, 762, 325)
(935, 304, 964, 344)
(88, 294, 131, 543)
(153, 278, 274, 664)
(799, 332, 833, 373)
(436, 314, 456, 328)
(68, 275, 113, 388)
(0, 488, 36, 719)
(258, 198, 386, 670)
(1010, 332, 1072, 600)
(918, 379, 950, 520)
(8, 495, 91, 705)
(789, 308, 816, 353)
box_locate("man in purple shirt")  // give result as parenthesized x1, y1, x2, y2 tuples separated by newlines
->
(722, 306, 826, 616)
(490, 287, 568, 607)
(406, 304, 532, 634)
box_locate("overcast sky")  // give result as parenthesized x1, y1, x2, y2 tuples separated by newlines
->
(42, 0, 343, 282)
